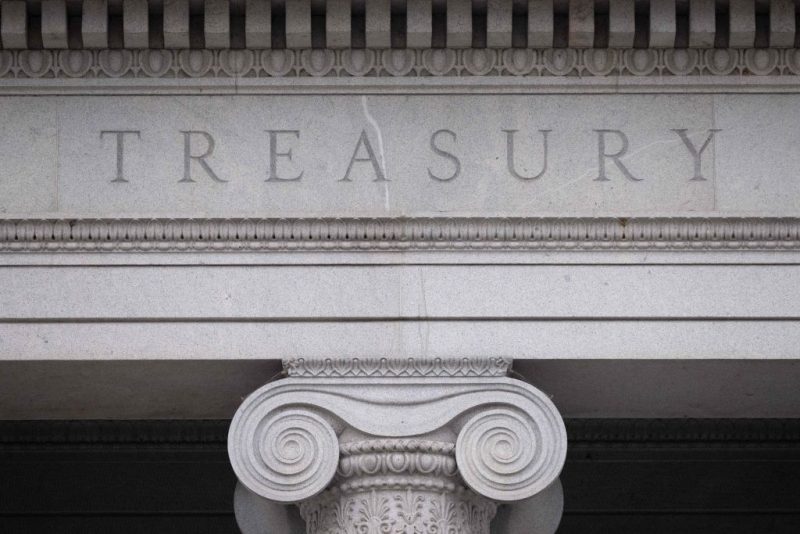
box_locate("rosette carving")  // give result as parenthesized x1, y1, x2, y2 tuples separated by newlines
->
(456, 406, 566, 502)
(229, 407, 340, 503)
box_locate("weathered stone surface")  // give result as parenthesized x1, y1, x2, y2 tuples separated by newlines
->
(2, 94, 798, 217)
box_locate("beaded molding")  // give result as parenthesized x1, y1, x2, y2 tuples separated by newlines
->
(2, 217, 800, 252)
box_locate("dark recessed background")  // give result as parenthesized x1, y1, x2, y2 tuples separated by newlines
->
(1, 419, 799, 534)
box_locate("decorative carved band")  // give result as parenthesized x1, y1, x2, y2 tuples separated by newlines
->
(300, 438, 497, 534)
(284, 357, 512, 378)
(1, 48, 800, 80)
(3, 217, 800, 252)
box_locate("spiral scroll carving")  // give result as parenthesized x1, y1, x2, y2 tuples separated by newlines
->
(230, 408, 339, 504)
(456, 407, 566, 502)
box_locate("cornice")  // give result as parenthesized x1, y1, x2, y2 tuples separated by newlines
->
(2, 217, 800, 253)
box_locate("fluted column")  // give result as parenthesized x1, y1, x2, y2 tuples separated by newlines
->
(228, 358, 567, 534)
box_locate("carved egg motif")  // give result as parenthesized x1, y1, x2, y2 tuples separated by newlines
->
(422, 49, 457, 76)
(219, 50, 254, 76)
(583, 49, 617, 76)
(0, 51, 13, 78)
(502, 49, 535, 76)
(463, 49, 496, 76)
(301, 49, 335, 77)
(704, 49, 737, 75)
(139, 50, 173, 77)
(342, 49, 375, 76)
(178, 50, 213, 77)
(98, 50, 133, 78)
(338, 456, 354, 477)
(624, 49, 658, 76)
(381, 49, 415, 76)
(543, 48, 577, 75)
(664, 49, 698, 75)
(359, 453, 380, 474)
(261, 50, 294, 77)
(785, 49, 800, 75)
(744, 49, 779, 75)
(387, 452, 409, 473)
(19, 50, 53, 78)
(58, 50, 92, 78)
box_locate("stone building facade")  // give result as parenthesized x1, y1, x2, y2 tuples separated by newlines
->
(1, 0, 800, 532)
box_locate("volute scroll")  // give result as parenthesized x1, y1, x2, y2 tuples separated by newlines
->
(228, 357, 567, 533)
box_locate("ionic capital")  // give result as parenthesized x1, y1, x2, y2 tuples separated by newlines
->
(228, 357, 567, 534)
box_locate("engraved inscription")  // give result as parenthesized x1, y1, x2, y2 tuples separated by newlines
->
(179, 131, 226, 183)
(672, 129, 721, 182)
(503, 129, 550, 181)
(340, 130, 387, 182)
(265, 130, 303, 182)
(100, 130, 140, 183)
(594, 130, 642, 182)
(99, 127, 720, 187)
(9, 94, 793, 218)
(428, 129, 461, 182)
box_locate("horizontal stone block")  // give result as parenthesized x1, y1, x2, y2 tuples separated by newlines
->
(2, 320, 799, 360)
(1, 264, 799, 319)
(0, 94, 798, 218)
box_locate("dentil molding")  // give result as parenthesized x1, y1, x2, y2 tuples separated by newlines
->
(228, 357, 567, 533)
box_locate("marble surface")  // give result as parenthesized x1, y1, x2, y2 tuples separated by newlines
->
(1, 94, 795, 218)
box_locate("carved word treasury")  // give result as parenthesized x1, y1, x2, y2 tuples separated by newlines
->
(100, 128, 719, 184)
